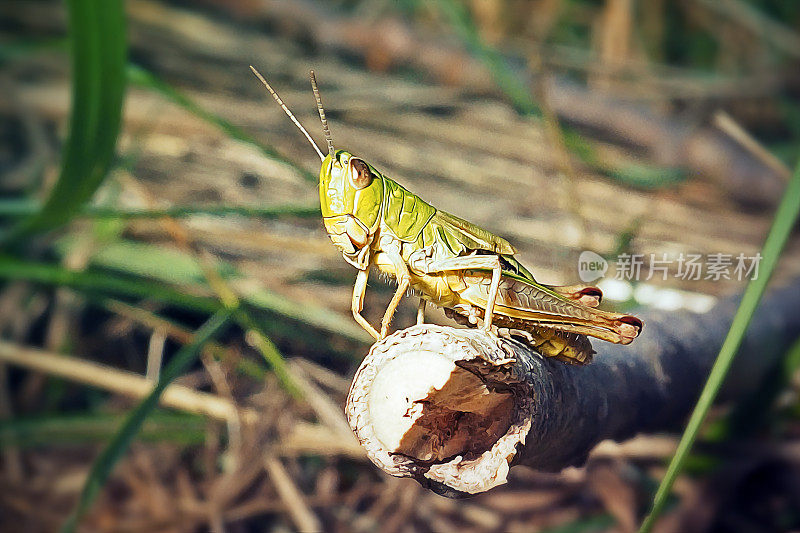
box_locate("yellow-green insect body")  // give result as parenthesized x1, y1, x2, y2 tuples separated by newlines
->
(318, 149, 641, 364)
(252, 67, 642, 364)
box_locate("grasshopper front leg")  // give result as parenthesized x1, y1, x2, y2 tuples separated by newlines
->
(379, 252, 412, 338)
(352, 268, 380, 340)
(424, 255, 502, 332)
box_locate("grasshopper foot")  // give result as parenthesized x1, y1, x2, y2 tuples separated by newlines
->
(416, 299, 426, 325)
(454, 304, 481, 326)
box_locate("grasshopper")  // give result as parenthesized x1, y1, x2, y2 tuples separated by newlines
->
(251, 67, 642, 364)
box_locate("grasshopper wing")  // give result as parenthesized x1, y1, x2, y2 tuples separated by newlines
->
(457, 272, 642, 345)
(431, 210, 605, 306)
(431, 210, 517, 255)
(434, 211, 599, 293)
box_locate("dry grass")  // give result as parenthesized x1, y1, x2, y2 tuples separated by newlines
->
(1, 0, 800, 531)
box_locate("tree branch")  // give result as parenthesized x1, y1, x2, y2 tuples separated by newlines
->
(346, 279, 800, 496)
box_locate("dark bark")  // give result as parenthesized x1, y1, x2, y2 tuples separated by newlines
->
(519, 279, 800, 471)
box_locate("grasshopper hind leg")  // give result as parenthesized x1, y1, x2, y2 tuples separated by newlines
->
(375, 249, 413, 338)
(548, 284, 603, 308)
(447, 305, 596, 365)
(483, 257, 502, 332)
(380, 276, 410, 338)
(423, 254, 504, 332)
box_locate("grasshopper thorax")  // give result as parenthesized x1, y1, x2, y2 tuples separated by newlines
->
(319, 150, 384, 268)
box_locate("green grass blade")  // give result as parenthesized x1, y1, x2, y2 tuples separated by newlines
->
(640, 157, 800, 532)
(0, 254, 220, 313)
(61, 310, 231, 533)
(98, 298, 270, 380)
(54, 238, 236, 285)
(81, 204, 320, 219)
(126, 64, 316, 183)
(605, 164, 687, 190)
(0, 199, 319, 220)
(0, 253, 371, 344)
(52, 238, 372, 343)
(0, 411, 207, 448)
(0, 198, 39, 217)
(540, 514, 615, 533)
(0, 37, 68, 63)
(238, 315, 301, 397)
(2, 0, 126, 243)
(430, 0, 539, 116)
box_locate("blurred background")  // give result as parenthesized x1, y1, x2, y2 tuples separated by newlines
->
(1, 0, 800, 531)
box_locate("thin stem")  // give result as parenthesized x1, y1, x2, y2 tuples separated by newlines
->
(640, 156, 800, 532)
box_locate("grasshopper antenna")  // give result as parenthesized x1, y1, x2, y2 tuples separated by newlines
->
(249, 65, 324, 161)
(309, 70, 335, 158)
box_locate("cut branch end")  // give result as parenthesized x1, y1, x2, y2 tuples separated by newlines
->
(346, 325, 535, 495)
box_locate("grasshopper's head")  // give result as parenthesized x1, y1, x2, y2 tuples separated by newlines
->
(250, 67, 381, 267)
(318, 150, 384, 266)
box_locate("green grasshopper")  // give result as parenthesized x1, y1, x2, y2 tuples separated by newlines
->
(251, 67, 642, 364)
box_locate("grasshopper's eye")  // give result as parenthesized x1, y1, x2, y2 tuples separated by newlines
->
(348, 158, 373, 190)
